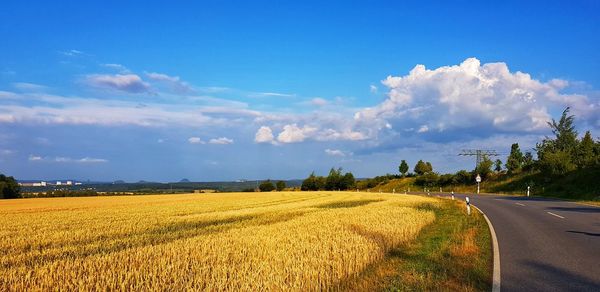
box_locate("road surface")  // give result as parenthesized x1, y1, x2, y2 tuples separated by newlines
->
(436, 193, 600, 291)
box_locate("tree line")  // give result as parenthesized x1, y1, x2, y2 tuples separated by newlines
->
(301, 168, 356, 191)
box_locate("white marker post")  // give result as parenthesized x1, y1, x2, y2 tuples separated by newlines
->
(466, 196, 471, 215)
(392, 188, 395, 194)
(527, 186, 530, 197)
(475, 174, 482, 194)
(451, 191, 454, 200)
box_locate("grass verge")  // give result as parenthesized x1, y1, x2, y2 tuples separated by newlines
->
(342, 198, 492, 291)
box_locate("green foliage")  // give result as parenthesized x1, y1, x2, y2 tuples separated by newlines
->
(474, 155, 493, 179)
(414, 160, 433, 175)
(537, 150, 576, 177)
(506, 143, 524, 173)
(0, 174, 20, 199)
(414, 172, 440, 187)
(453, 170, 472, 185)
(522, 152, 534, 171)
(275, 180, 286, 191)
(575, 131, 597, 168)
(301, 168, 355, 191)
(399, 160, 409, 177)
(356, 174, 401, 190)
(258, 180, 275, 192)
(494, 159, 503, 172)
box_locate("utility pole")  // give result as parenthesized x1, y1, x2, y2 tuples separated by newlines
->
(458, 149, 500, 169)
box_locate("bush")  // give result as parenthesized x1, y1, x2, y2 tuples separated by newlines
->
(0, 174, 20, 199)
(259, 180, 275, 192)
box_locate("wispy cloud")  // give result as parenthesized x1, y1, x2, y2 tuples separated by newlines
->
(188, 137, 205, 144)
(29, 155, 107, 163)
(249, 92, 296, 98)
(85, 74, 151, 93)
(102, 63, 130, 73)
(324, 148, 351, 157)
(13, 82, 47, 92)
(145, 72, 194, 94)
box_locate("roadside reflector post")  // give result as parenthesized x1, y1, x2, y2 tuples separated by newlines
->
(475, 174, 481, 194)
(451, 191, 454, 200)
(527, 186, 530, 197)
(439, 187, 442, 192)
(466, 196, 471, 215)
(392, 188, 395, 194)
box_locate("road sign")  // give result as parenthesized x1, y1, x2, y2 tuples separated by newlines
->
(475, 174, 481, 183)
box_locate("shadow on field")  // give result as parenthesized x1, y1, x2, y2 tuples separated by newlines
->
(316, 199, 382, 209)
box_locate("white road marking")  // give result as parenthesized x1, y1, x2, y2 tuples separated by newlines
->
(547, 212, 565, 219)
(472, 205, 501, 292)
(515, 203, 525, 206)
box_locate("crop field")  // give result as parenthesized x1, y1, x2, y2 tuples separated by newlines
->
(0, 192, 439, 291)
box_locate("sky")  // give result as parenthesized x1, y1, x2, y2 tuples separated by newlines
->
(1, 0, 599, 182)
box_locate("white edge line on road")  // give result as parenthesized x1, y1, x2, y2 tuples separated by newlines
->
(515, 203, 525, 206)
(472, 205, 501, 292)
(547, 212, 565, 219)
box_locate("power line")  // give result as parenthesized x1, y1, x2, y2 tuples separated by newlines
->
(458, 149, 500, 169)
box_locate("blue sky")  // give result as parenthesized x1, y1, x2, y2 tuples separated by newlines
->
(1, 1, 599, 182)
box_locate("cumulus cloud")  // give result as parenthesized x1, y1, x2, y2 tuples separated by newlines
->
(354, 57, 599, 141)
(209, 137, 234, 144)
(145, 72, 194, 94)
(255, 126, 275, 143)
(85, 74, 150, 93)
(188, 137, 205, 144)
(324, 148, 351, 157)
(28, 155, 42, 161)
(277, 124, 318, 143)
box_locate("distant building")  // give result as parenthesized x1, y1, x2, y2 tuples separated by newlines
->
(56, 181, 62, 185)
(66, 181, 73, 185)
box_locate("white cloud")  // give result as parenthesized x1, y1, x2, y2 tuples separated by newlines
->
(85, 74, 150, 93)
(60, 49, 85, 57)
(145, 72, 193, 94)
(249, 92, 296, 98)
(370, 85, 378, 94)
(29, 155, 42, 161)
(277, 124, 317, 143)
(209, 137, 234, 144)
(310, 98, 328, 106)
(324, 149, 351, 157)
(102, 63, 130, 73)
(417, 125, 429, 133)
(188, 137, 205, 144)
(355, 57, 599, 141)
(29, 155, 107, 163)
(255, 126, 275, 143)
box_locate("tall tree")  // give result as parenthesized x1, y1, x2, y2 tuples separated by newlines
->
(398, 160, 409, 177)
(258, 180, 275, 192)
(325, 168, 343, 190)
(475, 155, 493, 178)
(536, 107, 579, 176)
(506, 143, 524, 173)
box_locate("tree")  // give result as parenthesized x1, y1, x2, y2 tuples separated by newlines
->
(575, 131, 596, 168)
(536, 107, 580, 176)
(325, 168, 343, 190)
(301, 172, 321, 191)
(0, 174, 20, 199)
(537, 150, 576, 177)
(523, 151, 534, 171)
(506, 143, 524, 173)
(258, 180, 275, 192)
(276, 180, 286, 191)
(474, 155, 493, 179)
(414, 160, 432, 175)
(398, 160, 409, 177)
(341, 172, 356, 190)
(494, 159, 503, 172)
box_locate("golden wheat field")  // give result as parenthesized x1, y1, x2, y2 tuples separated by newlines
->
(0, 191, 438, 291)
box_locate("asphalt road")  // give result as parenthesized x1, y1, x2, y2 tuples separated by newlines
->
(437, 193, 600, 291)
